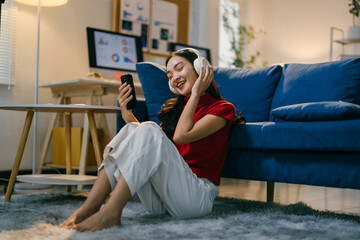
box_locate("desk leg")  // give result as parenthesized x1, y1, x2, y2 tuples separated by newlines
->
(65, 112, 72, 192)
(96, 96, 111, 145)
(79, 91, 93, 175)
(37, 92, 64, 174)
(78, 91, 93, 191)
(4, 111, 34, 202)
(87, 112, 102, 168)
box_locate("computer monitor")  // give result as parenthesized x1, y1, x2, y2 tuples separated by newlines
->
(86, 27, 143, 78)
(168, 43, 212, 64)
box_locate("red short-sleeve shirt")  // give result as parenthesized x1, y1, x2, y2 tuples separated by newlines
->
(175, 93, 235, 185)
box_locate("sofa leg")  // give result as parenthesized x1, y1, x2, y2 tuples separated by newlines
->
(266, 181, 275, 203)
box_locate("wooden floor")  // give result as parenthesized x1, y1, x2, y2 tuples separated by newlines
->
(218, 178, 360, 215)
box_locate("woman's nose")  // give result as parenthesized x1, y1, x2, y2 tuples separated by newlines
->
(172, 74, 180, 83)
(171, 79, 178, 88)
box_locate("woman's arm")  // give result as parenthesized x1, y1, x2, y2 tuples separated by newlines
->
(118, 83, 139, 124)
(173, 66, 227, 144)
(173, 114, 227, 144)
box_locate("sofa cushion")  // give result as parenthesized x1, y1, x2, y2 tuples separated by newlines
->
(271, 101, 360, 121)
(213, 65, 282, 122)
(261, 120, 360, 151)
(270, 58, 360, 116)
(228, 122, 273, 149)
(136, 62, 177, 124)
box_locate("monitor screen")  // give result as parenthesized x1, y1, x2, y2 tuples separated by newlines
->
(168, 43, 212, 64)
(87, 27, 143, 73)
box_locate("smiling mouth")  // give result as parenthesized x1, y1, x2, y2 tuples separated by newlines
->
(177, 81, 185, 89)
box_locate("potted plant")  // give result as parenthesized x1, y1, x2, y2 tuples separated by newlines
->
(348, 0, 360, 39)
(221, 3, 266, 68)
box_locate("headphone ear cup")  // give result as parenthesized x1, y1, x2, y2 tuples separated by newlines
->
(193, 57, 211, 75)
(193, 58, 201, 75)
(168, 81, 179, 95)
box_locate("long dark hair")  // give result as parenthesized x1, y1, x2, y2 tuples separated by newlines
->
(158, 49, 245, 140)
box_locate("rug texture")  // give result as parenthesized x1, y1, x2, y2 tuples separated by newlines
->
(1, 193, 360, 240)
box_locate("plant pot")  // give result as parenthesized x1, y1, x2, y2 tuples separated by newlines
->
(347, 25, 360, 39)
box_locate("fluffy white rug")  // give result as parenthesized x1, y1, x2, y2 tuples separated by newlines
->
(1, 193, 360, 239)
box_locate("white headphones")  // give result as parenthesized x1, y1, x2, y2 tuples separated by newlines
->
(168, 48, 211, 95)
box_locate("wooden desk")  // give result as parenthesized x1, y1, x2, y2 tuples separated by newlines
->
(0, 104, 121, 202)
(38, 78, 142, 177)
(39, 77, 142, 97)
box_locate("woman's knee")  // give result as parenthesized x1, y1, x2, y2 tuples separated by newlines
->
(116, 122, 140, 137)
(123, 122, 140, 131)
(139, 121, 160, 129)
(136, 122, 164, 136)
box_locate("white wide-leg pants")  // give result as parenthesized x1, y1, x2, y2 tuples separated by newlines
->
(99, 122, 219, 218)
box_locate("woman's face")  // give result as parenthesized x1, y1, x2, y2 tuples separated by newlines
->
(166, 55, 198, 97)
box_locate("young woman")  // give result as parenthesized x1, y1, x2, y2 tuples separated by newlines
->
(59, 49, 242, 232)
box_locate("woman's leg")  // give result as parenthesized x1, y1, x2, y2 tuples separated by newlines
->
(75, 173, 131, 232)
(64, 121, 216, 231)
(136, 181, 166, 215)
(137, 147, 219, 218)
(58, 169, 112, 228)
(111, 122, 218, 218)
(59, 122, 140, 229)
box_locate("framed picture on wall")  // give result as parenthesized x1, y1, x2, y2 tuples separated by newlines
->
(112, 0, 189, 56)
(149, 0, 177, 54)
(119, 0, 151, 51)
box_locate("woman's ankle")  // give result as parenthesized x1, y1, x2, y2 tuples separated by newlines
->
(81, 201, 102, 215)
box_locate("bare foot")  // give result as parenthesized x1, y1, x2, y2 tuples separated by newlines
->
(58, 206, 97, 229)
(75, 206, 121, 232)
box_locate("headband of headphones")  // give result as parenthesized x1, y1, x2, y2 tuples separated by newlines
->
(168, 48, 211, 95)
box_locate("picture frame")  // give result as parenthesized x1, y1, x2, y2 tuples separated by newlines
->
(112, 0, 189, 56)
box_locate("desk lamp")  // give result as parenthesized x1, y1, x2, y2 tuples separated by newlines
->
(15, 0, 68, 189)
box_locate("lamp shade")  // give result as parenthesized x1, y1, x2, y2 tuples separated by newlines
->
(15, 0, 67, 7)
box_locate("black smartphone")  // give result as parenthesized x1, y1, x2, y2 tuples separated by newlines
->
(121, 74, 137, 110)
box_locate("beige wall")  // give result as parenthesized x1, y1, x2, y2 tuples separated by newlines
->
(0, 0, 356, 171)
(0, 0, 115, 171)
(245, 0, 354, 65)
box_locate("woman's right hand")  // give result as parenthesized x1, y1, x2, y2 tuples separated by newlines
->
(118, 83, 138, 123)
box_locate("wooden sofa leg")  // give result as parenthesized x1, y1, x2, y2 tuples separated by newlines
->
(267, 181, 275, 203)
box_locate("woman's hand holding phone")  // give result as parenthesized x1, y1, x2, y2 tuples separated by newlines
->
(120, 74, 137, 109)
(118, 81, 138, 123)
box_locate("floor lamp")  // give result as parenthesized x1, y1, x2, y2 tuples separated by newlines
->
(15, 0, 68, 189)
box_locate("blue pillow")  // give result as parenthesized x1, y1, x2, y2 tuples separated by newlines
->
(213, 65, 282, 122)
(136, 62, 177, 123)
(271, 58, 360, 114)
(271, 101, 360, 121)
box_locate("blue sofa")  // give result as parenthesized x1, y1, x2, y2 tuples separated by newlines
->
(118, 58, 360, 202)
